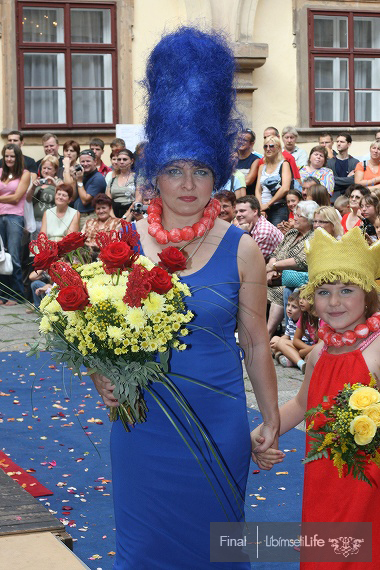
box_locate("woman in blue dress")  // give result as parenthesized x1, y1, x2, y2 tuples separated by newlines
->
(91, 27, 280, 569)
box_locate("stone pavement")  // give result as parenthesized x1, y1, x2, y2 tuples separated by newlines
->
(0, 303, 305, 430)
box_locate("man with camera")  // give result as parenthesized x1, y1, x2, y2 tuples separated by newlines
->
(73, 149, 106, 230)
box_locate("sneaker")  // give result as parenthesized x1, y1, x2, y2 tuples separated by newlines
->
(279, 355, 293, 368)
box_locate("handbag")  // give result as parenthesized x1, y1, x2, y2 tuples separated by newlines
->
(281, 269, 308, 288)
(0, 236, 13, 275)
(24, 198, 36, 234)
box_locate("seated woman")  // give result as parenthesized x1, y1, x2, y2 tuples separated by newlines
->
(255, 135, 292, 226)
(299, 146, 334, 196)
(266, 200, 319, 336)
(82, 194, 121, 259)
(40, 184, 80, 241)
(354, 140, 380, 190)
(27, 154, 63, 235)
(305, 183, 331, 206)
(313, 206, 343, 238)
(341, 183, 370, 233)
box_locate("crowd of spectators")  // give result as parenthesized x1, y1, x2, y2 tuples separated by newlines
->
(1, 126, 380, 362)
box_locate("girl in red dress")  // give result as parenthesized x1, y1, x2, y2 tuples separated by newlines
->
(253, 226, 380, 569)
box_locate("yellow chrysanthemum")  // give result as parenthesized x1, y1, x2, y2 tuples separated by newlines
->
(87, 285, 110, 304)
(143, 292, 166, 316)
(135, 255, 155, 270)
(43, 300, 62, 314)
(107, 326, 124, 341)
(125, 307, 146, 331)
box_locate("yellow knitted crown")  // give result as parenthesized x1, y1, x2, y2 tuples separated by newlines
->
(302, 227, 380, 301)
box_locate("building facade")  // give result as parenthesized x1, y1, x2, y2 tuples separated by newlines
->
(1, 0, 379, 158)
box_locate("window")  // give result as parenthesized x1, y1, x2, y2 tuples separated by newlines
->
(16, 2, 117, 129)
(309, 11, 380, 126)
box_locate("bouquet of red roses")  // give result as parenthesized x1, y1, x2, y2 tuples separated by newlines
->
(304, 375, 380, 485)
(28, 222, 195, 431)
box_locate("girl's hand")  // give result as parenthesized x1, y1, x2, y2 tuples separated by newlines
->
(252, 447, 285, 470)
(90, 372, 119, 407)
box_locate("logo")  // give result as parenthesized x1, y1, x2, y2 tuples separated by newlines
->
(329, 537, 364, 558)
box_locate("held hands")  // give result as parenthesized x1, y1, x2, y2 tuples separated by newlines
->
(90, 372, 119, 407)
(250, 425, 285, 470)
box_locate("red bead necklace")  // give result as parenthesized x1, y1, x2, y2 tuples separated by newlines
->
(147, 197, 221, 245)
(318, 312, 380, 347)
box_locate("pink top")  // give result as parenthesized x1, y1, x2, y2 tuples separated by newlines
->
(0, 169, 26, 216)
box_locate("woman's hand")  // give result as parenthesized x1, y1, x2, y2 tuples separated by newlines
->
(90, 372, 119, 407)
(250, 427, 284, 469)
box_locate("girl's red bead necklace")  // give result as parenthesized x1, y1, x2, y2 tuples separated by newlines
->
(318, 312, 380, 347)
(147, 197, 221, 245)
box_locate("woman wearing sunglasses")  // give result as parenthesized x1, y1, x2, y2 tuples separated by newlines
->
(255, 135, 292, 226)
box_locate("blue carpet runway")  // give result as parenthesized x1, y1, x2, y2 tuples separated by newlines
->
(0, 352, 303, 569)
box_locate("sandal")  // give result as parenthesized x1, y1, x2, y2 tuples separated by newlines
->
(4, 300, 17, 306)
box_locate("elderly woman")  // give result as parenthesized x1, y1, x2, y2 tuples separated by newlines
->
(27, 154, 62, 234)
(299, 146, 334, 196)
(40, 184, 80, 241)
(90, 28, 279, 569)
(354, 141, 380, 190)
(255, 135, 292, 226)
(313, 206, 343, 238)
(82, 193, 120, 258)
(341, 183, 370, 232)
(266, 200, 319, 336)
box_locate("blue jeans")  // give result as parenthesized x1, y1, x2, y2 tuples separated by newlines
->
(0, 214, 25, 301)
(267, 203, 288, 227)
(31, 279, 46, 308)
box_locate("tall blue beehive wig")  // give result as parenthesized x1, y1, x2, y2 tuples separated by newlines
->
(142, 27, 240, 189)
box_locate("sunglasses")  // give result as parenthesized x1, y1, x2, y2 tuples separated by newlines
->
(264, 144, 275, 150)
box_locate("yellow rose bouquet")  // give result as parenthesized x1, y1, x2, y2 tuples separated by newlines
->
(304, 375, 380, 485)
(27, 223, 196, 432)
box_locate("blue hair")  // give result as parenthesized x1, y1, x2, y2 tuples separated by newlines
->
(142, 27, 240, 189)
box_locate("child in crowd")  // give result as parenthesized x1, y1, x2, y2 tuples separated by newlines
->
(277, 189, 302, 234)
(270, 289, 309, 372)
(293, 292, 319, 364)
(252, 227, 380, 569)
(334, 194, 349, 218)
(375, 214, 380, 240)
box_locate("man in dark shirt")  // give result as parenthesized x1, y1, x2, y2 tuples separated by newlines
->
(74, 149, 106, 230)
(327, 132, 358, 202)
(36, 133, 64, 173)
(236, 129, 260, 195)
(1, 130, 37, 175)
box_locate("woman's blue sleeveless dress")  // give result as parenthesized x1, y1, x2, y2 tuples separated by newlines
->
(110, 225, 251, 569)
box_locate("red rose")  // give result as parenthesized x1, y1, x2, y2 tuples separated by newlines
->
(58, 232, 87, 256)
(33, 249, 59, 271)
(149, 267, 173, 294)
(57, 285, 89, 311)
(312, 412, 333, 431)
(157, 247, 187, 273)
(99, 242, 134, 272)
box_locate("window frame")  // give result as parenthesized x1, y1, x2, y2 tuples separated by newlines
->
(16, 1, 118, 130)
(308, 9, 380, 127)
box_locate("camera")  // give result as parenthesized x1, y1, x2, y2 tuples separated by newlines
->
(362, 218, 376, 237)
(39, 178, 48, 185)
(75, 164, 83, 172)
(132, 202, 148, 215)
